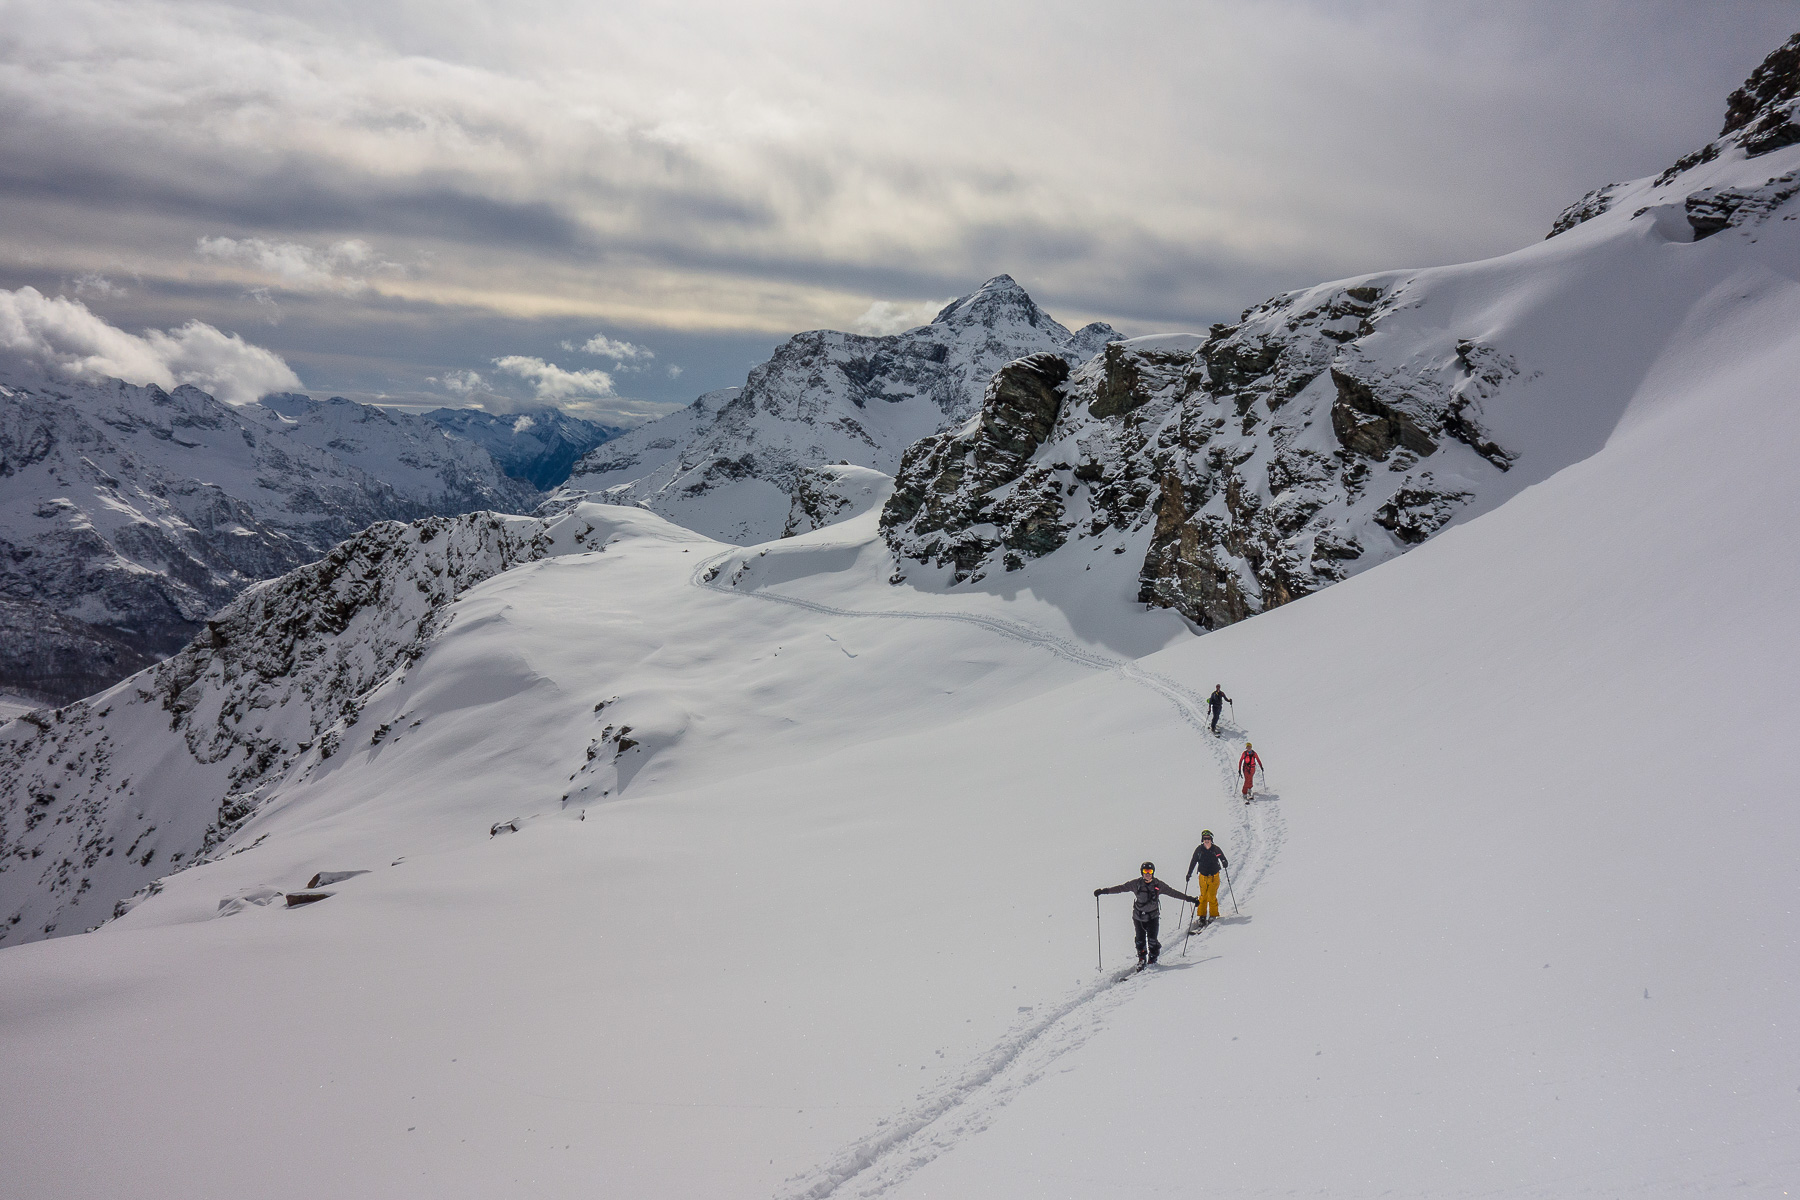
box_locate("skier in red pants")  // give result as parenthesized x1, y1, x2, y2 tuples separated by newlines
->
(1238, 742, 1263, 800)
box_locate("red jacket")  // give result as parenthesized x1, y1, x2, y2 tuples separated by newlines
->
(1239, 749, 1262, 775)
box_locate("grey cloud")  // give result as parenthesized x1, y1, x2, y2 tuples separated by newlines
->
(2, 0, 1797, 414)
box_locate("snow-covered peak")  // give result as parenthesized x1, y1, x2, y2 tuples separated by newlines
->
(555, 277, 1120, 543)
(930, 274, 1063, 335)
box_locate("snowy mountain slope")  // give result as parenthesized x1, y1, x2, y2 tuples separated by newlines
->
(2, 36, 1798, 1200)
(421, 404, 619, 489)
(881, 61, 1800, 633)
(0, 509, 582, 944)
(845, 220, 1800, 1200)
(4, 252, 1798, 1193)
(554, 277, 1118, 543)
(0, 369, 538, 703)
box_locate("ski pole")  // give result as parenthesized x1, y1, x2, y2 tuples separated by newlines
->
(1095, 895, 1103, 970)
(1223, 864, 1240, 915)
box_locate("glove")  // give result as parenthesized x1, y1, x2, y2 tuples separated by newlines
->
(1093, 888, 1103, 897)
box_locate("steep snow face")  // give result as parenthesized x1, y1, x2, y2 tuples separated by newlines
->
(420, 405, 619, 490)
(0, 509, 595, 944)
(555, 276, 1118, 542)
(883, 117, 1800, 631)
(0, 370, 537, 703)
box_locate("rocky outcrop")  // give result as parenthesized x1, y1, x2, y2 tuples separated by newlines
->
(882, 286, 1523, 627)
(880, 353, 1072, 576)
(1556, 33, 1800, 238)
(1721, 31, 1800, 158)
(1685, 170, 1800, 239)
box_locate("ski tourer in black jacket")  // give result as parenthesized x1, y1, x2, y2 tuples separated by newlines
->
(1187, 842, 1230, 879)
(1095, 875, 1197, 920)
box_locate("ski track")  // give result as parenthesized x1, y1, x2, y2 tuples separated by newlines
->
(688, 547, 1287, 1199)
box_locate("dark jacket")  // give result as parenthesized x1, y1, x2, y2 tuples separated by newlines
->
(1208, 688, 1230, 711)
(1098, 876, 1196, 920)
(1187, 843, 1229, 878)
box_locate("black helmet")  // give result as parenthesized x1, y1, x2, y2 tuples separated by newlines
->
(1140, 861, 1155, 872)
(1200, 830, 1213, 840)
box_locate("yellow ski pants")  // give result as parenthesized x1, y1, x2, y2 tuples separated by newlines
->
(1197, 874, 1221, 919)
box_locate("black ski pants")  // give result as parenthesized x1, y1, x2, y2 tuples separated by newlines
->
(1134, 914, 1161, 961)
(1209, 703, 1222, 732)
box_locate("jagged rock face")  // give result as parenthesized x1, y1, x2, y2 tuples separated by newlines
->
(421, 405, 619, 489)
(0, 369, 539, 703)
(0, 508, 588, 945)
(881, 353, 1074, 573)
(1722, 31, 1800, 157)
(1551, 32, 1800, 237)
(882, 289, 1522, 626)
(1684, 170, 1800, 239)
(555, 276, 1119, 543)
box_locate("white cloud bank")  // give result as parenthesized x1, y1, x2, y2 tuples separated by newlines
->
(458, 355, 684, 426)
(0, 286, 301, 404)
(569, 334, 654, 364)
(196, 236, 398, 293)
(491, 354, 616, 400)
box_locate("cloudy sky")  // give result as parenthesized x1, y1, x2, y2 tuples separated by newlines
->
(0, 0, 1794, 421)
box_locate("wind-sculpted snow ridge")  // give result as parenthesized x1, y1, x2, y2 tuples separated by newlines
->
(554, 276, 1119, 543)
(0, 507, 608, 944)
(691, 542, 1283, 1200)
(882, 45, 1800, 633)
(0, 368, 539, 703)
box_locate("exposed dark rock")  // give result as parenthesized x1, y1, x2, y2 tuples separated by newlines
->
(1329, 369, 1439, 460)
(1547, 183, 1625, 238)
(1722, 32, 1800, 157)
(307, 870, 370, 888)
(880, 354, 1073, 580)
(883, 283, 1521, 631)
(1685, 171, 1800, 239)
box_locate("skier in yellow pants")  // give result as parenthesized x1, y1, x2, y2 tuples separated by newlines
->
(1184, 830, 1230, 928)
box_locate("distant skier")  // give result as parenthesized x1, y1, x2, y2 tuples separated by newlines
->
(1238, 742, 1263, 800)
(1185, 830, 1229, 927)
(1207, 685, 1231, 734)
(1095, 862, 1197, 966)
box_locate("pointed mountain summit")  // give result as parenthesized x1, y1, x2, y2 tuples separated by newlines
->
(554, 276, 1120, 543)
(932, 274, 1052, 328)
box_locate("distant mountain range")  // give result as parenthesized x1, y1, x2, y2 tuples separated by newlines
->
(0, 372, 614, 704)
